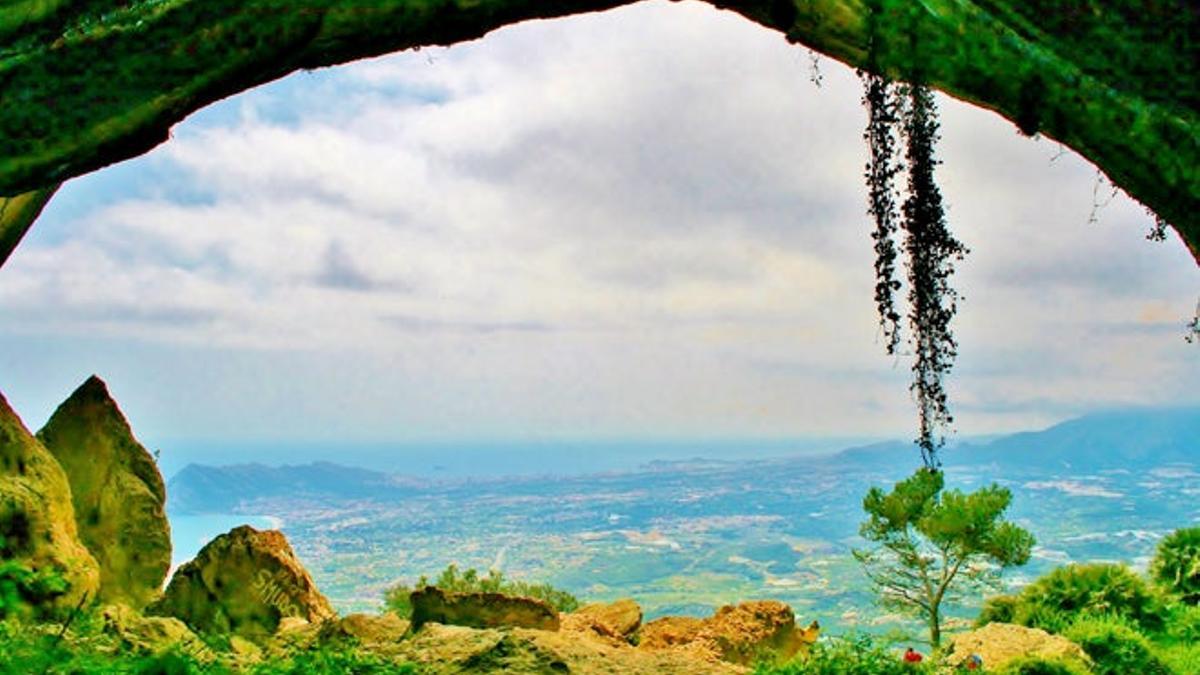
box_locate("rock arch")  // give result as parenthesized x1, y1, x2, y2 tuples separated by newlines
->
(0, 0, 1196, 265)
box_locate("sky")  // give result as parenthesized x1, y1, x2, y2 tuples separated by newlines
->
(0, 1, 1196, 464)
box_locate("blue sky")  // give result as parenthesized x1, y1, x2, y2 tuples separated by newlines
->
(0, 1, 1196, 460)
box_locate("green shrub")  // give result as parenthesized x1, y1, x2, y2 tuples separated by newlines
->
(1151, 526, 1200, 604)
(1063, 615, 1173, 675)
(977, 594, 1019, 626)
(0, 614, 419, 674)
(0, 617, 215, 674)
(1014, 604, 1074, 635)
(1164, 602, 1200, 642)
(0, 558, 68, 619)
(384, 563, 579, 617)
(995, 655, 1090, 675)
(755, 633, 934, 674)
(1012, 563, 1165, 632)
(1156, 641, 1200, 675)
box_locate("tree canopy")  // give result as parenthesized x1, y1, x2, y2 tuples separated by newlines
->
(855, 469, 1035, 647)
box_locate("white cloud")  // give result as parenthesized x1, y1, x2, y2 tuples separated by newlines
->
(0, 0, 1195, 440)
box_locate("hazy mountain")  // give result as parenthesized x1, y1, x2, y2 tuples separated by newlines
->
(961, 407, 1199, 468)
(168, 408, 1197, 514)
(832, 407, 1199, 469)
(167, 461, 417, 514)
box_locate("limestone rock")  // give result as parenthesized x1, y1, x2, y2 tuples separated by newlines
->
(564, 598, 642, 641)
(947, 622, 1092, 671)
(318, 612, 410, 645)
(706, 601, 814, 665)
(396, 623, 742, 674)
(149, 525, 335, 640)
(101, 603, 214, 663)
(638, 616, 708, 650)
(37, 376, 171, 609)
(0, 390, 99, 612)
(264, 617, 322, 657)
(410, 586, 560, 632)
(228, 635, 265, 665)
(639, 601, 819, 666)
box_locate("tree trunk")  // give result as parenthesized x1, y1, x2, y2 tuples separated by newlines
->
(929, 603, 941, 649)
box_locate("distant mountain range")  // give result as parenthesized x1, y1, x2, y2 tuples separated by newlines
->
(167, 407, 1198, 514)
(167, 461, 423, 513)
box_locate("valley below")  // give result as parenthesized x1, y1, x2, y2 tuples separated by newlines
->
(167, 409, 1200, 639)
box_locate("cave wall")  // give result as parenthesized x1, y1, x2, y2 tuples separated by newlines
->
(0, 0, 1195, 264)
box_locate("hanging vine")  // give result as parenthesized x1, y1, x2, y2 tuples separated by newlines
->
(859, 1, 902, 356)
(899, 82, 968, 468)
(862, 72, 903, 355)
(859, 1, 968, 469)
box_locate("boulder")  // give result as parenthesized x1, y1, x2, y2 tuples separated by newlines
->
(706, 601, 815, 665)
(101, 603, 214, 662)
(37, 376, 171, 609)
(149, 525, 335, 640)
(0, 390, 99, 612)
(397, 623, 742, 674)
(639, 601, 819, 665)
(410, 586, 560, 632)
(318, 612, 410, 645)
(947, 622, 1092, 671)
(564, 598, 642, 641)
(638, 616, 708, 650)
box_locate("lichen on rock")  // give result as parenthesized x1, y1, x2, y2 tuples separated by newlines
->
(37, 375, 171, 610)
(149, 525, 335, 641)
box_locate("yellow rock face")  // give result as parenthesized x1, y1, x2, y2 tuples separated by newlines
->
(0, 389, 99, 612)
(948, 622, 1092, 671)
(400, 623, 744, 675)
(149, 525, 336, 641)
(565, 598, 643, 641)
(37, 375, 171, 610)
(639, 600, 818, 666)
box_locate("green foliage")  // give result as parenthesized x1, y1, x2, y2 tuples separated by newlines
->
(1009, 563, 1165, 632)
(976, 594, 1018, 625)
(0, 617, 209, 674)
(1063, 615, 1173, 675)
(1156, 641, 1200, 675)
(0, 554, 69, 619)
(754, 633, 934, 675)
(855, 469, 1034, 646)
(0, 613, 419, 674)
(1150, 526, 1200, 604)
(1163, 602, 1200, 643)
(994, 655, 1090, 675)
(384, 563, 579, 617)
